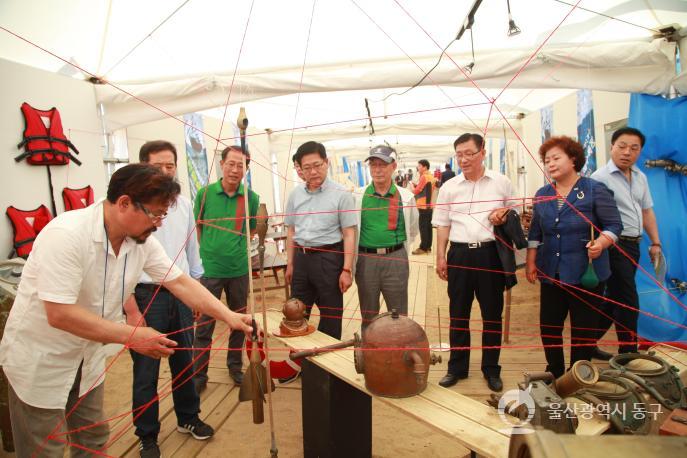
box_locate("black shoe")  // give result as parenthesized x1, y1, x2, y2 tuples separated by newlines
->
(591, 347, 613, 361)
(193, 377, 207, 394)
(229, 368, 244, 386)
(177, 417, 215, 440)
(484, 375, 503, 392)
(277, 372, 301, 385)
(139, 437, 161, 458)
(438, 373, 467, 388)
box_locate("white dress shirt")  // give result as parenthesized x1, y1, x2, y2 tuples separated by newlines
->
(432, 169, 515, 242)
(0, 199, 182, 408)
(140, 194, 203, 282)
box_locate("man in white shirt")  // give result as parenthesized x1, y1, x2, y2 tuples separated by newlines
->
(123, 141, 211, 457)
(433, 133, 514, 392)
(590, 127, 662, 357)
(0, 164, 252, 458)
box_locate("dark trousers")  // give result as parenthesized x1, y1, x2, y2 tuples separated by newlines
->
(446, 243, 505, 378)
(192, 275, 248, 383)
(130, 286, 199, 440)
(597, 240, 640, 353)
(540, 281, 605, 378)
(291, 245, 344, 339)
(418, 209, 433, 251)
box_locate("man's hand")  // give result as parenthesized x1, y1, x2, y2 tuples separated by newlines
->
(436, 257, 448, 281)
(224, 310, 253, 334)
(526, 261, 538, 284)
(489, 208, 509, 226)
(649, 244, 662, 264)
(339, 270, 352, 293)
(127, 327, 177, 359)
(586, 240, 603, 260)
(125, 308, 146, 327)
(285, 263, 293, 285)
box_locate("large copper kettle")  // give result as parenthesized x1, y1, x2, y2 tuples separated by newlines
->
(290, 309, 440, 398)
(356, 310, 441, 397)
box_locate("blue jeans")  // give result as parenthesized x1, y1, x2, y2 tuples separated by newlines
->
(130, 285, 200, 440)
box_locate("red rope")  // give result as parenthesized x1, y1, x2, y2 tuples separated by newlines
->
(1, 2, 681, 453)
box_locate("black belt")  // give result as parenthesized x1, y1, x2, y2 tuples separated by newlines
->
(136, 283, 170, 294)
(451, 241, 497, 249)
(294, 241, 343, 254)
(358, 243, 404, 255)
(619, 235, 642, 243)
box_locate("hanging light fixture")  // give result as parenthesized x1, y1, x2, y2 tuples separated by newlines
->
(506, 0, 521, 36)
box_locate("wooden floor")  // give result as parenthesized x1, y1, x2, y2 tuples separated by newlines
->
(1, 249, 599, 457)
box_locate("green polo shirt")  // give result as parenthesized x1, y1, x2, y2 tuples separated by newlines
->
(359, 183, 406, 248)
(194, 180, 259, 278)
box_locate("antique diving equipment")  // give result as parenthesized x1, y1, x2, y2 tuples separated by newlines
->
(290, 310, 441, 398)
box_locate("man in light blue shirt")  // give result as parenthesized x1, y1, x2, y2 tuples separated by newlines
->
(124, 141, 212, 457)
(284, 141, 357, 339)
(591, 127, 662, 356)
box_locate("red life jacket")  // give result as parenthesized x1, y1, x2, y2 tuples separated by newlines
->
(15, 102, 81, 166)
(62, 185, 94, 211)
(5, 205, 53, 258)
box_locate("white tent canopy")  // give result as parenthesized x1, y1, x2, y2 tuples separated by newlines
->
(1, 0, 686, 140)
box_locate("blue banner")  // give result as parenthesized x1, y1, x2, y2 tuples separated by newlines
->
(357, 160, 365, 186)
(486, 139, 493, 169)
(541, 105, 553, 143)
(629, 94, 687, 346)
(499, 138, 506, 175)
(183, 113, 210, 201)
(577, 89, 597, 176)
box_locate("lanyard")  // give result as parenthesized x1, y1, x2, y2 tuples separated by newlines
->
(103, 224, 128, 318)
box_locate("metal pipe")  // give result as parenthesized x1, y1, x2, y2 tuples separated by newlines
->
(289, 338, 356, 360)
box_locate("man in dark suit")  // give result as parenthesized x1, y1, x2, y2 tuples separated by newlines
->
(439, 163, 456, 188)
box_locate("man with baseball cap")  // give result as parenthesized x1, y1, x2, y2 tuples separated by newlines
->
(353, 145, 418, 330)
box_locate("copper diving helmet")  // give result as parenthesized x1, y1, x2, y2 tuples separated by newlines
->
(355, 309, 441, 397)
(290, 309, 440, 398)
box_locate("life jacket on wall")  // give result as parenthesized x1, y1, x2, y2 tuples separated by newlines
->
(15, 102, 82, 166)
(62, 185, 94, 211)
(5, 205, 53, 259)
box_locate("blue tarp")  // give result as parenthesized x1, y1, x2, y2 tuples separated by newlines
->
(629, 93, 687, 345)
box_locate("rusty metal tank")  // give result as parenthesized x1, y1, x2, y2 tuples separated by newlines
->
(354, 310, 440, 398)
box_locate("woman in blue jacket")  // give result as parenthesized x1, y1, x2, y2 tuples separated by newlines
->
(526, 136, 622, 378)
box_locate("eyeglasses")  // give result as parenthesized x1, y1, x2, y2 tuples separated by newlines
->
(222, 161, 245, 171)
(456, 150, 481, 161)
(151, 162, 177, 173)
(134, 202, 168, 223)
(614, 142, 641, 153)
(301, 161, 325, 173)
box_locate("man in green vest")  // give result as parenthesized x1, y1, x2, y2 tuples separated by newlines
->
(192, 146, 259, 392)
(354, 145, 418, 329)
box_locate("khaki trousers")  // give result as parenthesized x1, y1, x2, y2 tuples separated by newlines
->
(8, 366, 109, 458)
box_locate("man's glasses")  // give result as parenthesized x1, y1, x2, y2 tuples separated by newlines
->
(134, 202, 168, 223)
(301, 161, 325, 173)
(456, 150, 481, 161)
(615, 142, 641, 153)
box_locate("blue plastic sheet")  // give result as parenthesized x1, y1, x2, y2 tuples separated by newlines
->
(628, 93, 687, 345)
